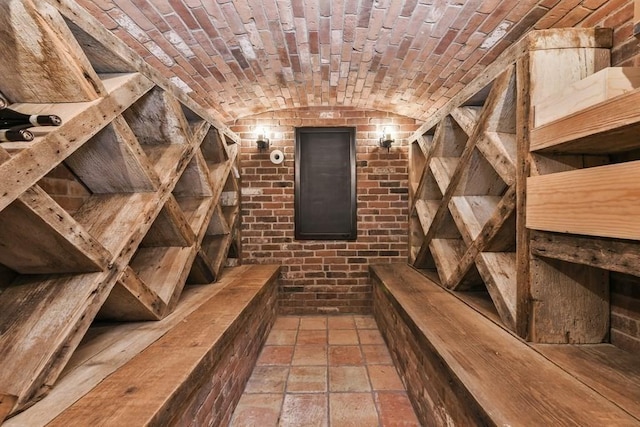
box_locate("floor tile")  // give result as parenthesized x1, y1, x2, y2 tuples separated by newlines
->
(327, 316, 356, 330)
(257, 346, 294, 366)
(329, 393, 378, 427)
(266, 329, 298, 345)
(375, 392, 421, 426)
(353, 316, 378, 330)
(367, 365, 404, 391)
(297, 329, 327, 345)
(329, 366, 370, 392)
(273, 316, 300, 330)
(287, 366, 327, 392)
(229, 393, 283, 427)
(328, 345, 364, 366)
(358, 329, 385, 345)
(279, 394, 328, 427)
(328, 329, 359, 345)
(299, 316, 328, 330)
(292, 345, 327, 366)
(244, 366, 289, 393)
(231, 316, 421, 426)
(362, 345, 393, 364)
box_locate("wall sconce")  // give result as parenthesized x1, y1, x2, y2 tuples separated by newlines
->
(379, 127, 394, 150)
(256, 127, 270, 150)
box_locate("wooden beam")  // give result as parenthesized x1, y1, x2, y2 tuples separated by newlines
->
(527, 161, 640, 241)
(530, 230, 640, 277)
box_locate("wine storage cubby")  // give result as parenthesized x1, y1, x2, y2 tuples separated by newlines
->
(408, 28, 614, 339)
(0, 0, 241, 420)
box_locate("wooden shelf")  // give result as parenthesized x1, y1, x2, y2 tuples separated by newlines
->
(0, 1, 243, 421)
(531, 85, 640, 154)
(430, 157, 459, 194)
(0, 186, 110, 274)
(414, 199, 439, 235)
(527, 161, 640, 240)
(449, 196, 502, 245)
(476, 252, 517, 330)
(97, 266, 166, 321)
(407, 29, 613, 341)
(450, 106, 481, 136)
(140, 196, 194, 248)
(130, 246, 195, 306)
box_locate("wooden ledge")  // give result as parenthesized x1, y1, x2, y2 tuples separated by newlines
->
(371, 263, 639, 425)
(6, 264, 279, 426)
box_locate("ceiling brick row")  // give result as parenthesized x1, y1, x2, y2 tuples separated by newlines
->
(79, 0, 637, 124)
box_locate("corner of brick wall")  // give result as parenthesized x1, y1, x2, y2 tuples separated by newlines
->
(231, 107, 420, 314)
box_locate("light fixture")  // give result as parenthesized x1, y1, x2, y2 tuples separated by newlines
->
(379, 126, 394, 150)
(256, 127, 270, 150)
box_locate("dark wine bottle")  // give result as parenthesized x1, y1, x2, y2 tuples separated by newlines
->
(0, 126, 34, 142)
(0, 108, 62, 129)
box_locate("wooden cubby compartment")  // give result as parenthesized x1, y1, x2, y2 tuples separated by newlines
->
(407, 28, 614, 340)
(0, 0, 241, 421)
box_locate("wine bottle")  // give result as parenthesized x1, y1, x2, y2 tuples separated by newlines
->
(0, 126, 34, 142)
(0, 108, 62, 129)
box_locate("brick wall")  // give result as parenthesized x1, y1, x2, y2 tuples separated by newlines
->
(174, 273, 278, 426)
(231, 107, 420, 314)
(38, 163, 91, 215)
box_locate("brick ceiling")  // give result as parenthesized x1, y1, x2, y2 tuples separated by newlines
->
(80, 0, 625, 124)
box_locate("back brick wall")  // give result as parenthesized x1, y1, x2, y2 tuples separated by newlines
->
(231, 107, 420, 314)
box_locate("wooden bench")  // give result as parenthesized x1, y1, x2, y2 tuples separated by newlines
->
(6, 264, 279, 427)
(371, 263, 640, 426)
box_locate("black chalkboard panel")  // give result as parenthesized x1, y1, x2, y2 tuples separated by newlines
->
(295, 127, 356, 240)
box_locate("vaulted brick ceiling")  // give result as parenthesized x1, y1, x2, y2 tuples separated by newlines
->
(81, 0, 623, 124)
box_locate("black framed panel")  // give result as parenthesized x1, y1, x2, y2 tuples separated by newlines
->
(295, 127, 357, 240)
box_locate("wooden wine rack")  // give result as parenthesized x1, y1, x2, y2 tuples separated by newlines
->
(0, 0, 241, 420)
(408, 28, 614, 340)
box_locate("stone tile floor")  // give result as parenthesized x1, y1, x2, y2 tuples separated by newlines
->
(229, 315, 420, 426)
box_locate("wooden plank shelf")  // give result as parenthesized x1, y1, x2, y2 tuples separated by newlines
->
(476, 131, 516, 186)
(532, 343, 640, 420)
(414, 199, 439, 236)
(527, 161, 640, 240)
(0, 72, 154, 213)
(407, 28, 614, 340)
(534, 67, 640, 128)
(0, 1, 243, 420)
(98, 266, 167, 321)
(449, 196, 502, 245)
(0, 185, 110, 274)
(372, 264, 639, 426)
(531, 85, 640, 154)
(476, 252, 517, 330)
(140, 196, 195, 248)
(129, 246, 195, 308)
(450, 106, 481, 136)
(430, 157, 459, 194)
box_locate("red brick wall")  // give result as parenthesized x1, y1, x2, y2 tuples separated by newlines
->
(231, 107, 420, 314)
(174, 273, 278, 426)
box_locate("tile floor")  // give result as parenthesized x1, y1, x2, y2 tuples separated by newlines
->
(229, 315, 420, 426)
